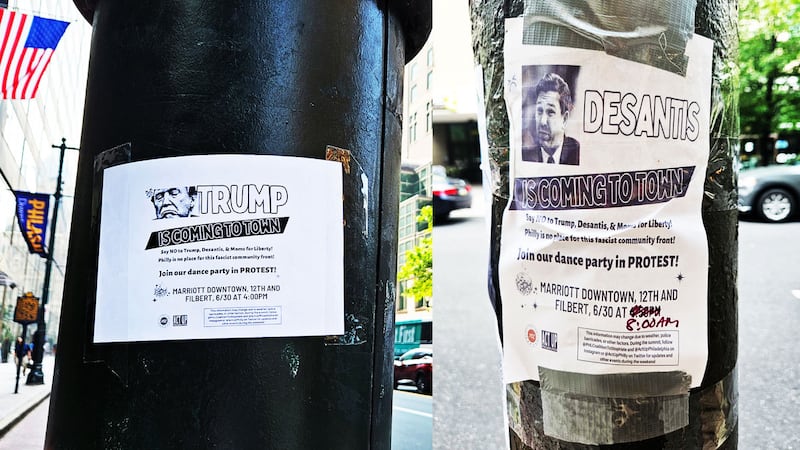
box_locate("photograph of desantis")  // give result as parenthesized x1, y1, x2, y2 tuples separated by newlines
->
(148, 186, 198, 219)
(521, 65, 581, 166)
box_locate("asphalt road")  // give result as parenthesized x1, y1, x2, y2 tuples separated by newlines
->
(737, 217, 800, 449)
(432, 186, 507, 450)
(392, 389, 433, 449)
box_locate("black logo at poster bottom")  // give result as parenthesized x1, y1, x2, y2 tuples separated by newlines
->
(159, 315, 169, 327)
(541, 330, 558, 352)
(173, 314, 188, 326)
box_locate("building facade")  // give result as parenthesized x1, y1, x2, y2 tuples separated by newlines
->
(0, 1, 90, 349)
(396, 36, 434, 356)
(430, 0, 481, 183)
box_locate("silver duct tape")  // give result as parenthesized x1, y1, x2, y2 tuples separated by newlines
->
(539, 367, 691, 444)
(522, 0, 696, 76)
(539, 367, 691, 398)
(541, 389, 689, 444)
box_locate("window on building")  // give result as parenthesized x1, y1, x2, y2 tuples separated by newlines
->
(409, 84, 417, 104)
(400, 168, 420, 201)
(3, 106, 24, 165)
(409, 113, 417, 143)
(398, 203, 416, 242)
(418, 166, 429, 197)
(409, 62, 417, 81)
(425, 102, 432, 133)
(435, 121, 482, 182)
(426, 48, 433, 67)
(397, 284, 407, 312)
(426, 71, 433, 91)
(20, 146, 39, 191)
(420, 321, 432, 344)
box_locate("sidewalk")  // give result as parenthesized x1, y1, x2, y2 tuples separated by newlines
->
(0, 355, 54, 437)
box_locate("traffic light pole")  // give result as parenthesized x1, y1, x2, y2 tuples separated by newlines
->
(471, 0, 738, 448)
(27, 138, 78, 385)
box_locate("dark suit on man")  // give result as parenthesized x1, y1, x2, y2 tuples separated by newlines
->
(521, 137, 580, 165)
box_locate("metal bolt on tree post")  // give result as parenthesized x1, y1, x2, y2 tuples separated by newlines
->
(470, 0, 738, 448)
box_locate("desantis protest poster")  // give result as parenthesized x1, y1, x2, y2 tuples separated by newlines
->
(500, 18, 712, 388)
(94, 154, 343, 343)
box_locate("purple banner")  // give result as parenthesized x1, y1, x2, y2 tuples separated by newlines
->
(510, 166, 696, 211)
(14, 191, 50, 258)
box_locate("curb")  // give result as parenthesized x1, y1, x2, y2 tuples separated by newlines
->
(0, 391, 50, 439)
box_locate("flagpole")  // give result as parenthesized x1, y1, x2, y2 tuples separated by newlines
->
(26, 137, 77, 385)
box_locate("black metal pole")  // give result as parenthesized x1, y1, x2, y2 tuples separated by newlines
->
(47, 2, 430, 448)
(27, 138, 78, 385)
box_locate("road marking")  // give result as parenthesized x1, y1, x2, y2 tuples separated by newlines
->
(394, 406, 432, 418)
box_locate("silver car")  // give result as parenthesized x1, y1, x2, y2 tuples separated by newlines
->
(738, 164, 800, 222)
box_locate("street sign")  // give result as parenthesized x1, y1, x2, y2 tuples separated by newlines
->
(14, 292, 39, 324)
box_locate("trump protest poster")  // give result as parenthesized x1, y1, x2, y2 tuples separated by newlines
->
(94, 154, 343, 343)
(499, 18, 712, 388)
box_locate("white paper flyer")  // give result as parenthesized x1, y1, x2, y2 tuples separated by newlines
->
(94, 154, 344, 343)
(500, 18, 712, 387)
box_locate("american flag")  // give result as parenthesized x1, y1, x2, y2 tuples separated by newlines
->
(0, 9, 68, 99)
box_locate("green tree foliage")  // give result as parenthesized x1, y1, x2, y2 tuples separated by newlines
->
(739, 0, 800, 162)
(398, 205, 433, 302)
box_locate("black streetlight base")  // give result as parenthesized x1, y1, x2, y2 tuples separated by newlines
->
(26, 328, 47, 385)
(25, 364, 44, 385)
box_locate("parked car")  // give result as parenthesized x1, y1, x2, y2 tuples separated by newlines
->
(738, 164, 800, 222)
(393, 347, 432, 394)
(432, 165, 472, 221)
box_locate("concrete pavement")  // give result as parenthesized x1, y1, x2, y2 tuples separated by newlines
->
(0, 355, 54, 440)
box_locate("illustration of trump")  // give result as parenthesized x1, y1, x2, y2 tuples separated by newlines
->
(521, 72, 580, 165)
(149, 186, 197, 219)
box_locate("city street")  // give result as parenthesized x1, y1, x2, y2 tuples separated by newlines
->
(738, 217, 800, 449)
(392, 389, 433, 449)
